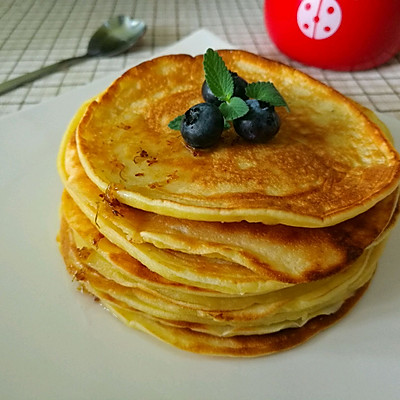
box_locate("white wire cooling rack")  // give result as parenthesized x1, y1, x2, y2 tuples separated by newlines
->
(1, 0, 399, 118)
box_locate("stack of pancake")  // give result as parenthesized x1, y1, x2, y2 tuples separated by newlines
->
(57, 50, 400, 357)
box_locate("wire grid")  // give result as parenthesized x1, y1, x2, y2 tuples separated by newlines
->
(1, 0, 400, 119)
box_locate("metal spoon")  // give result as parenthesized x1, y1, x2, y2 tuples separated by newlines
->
(0, 15, 146, 96)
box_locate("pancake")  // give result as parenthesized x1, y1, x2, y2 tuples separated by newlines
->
(97, 286, 368, 357)
(58, 112, 399, 285)
(75, 50, 400, 227)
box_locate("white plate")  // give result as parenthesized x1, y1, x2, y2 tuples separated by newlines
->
(1, 29, 399, 400)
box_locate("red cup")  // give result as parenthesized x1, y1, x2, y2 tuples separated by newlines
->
(264, 0, 400, 70)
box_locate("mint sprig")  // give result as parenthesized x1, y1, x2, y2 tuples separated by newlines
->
(203, 49, 250, 122)
(168, 48, 289, 132)
(246, 82, 290, 111)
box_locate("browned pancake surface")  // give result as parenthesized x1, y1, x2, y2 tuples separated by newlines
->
(76, 51, 400, 226)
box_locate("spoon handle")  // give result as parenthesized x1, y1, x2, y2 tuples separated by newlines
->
(0, 54, 90, 96)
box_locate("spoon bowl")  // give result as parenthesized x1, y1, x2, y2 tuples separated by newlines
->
(88, 15, 146, 57)
(0, 15, 147, 95)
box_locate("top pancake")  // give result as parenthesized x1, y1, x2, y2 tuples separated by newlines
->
(76, 50, 400, 227)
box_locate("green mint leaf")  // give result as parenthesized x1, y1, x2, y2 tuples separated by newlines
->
(219, 96, 249, 121)
(168, 115, 184, 130)
(246, 82, 289, 111)
(203, 48, 233, 102)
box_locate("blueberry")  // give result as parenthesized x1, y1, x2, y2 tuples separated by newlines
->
(180, 103, 224, 148)
(233, 99, 280, 142)
(202, 71, 248, 105)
